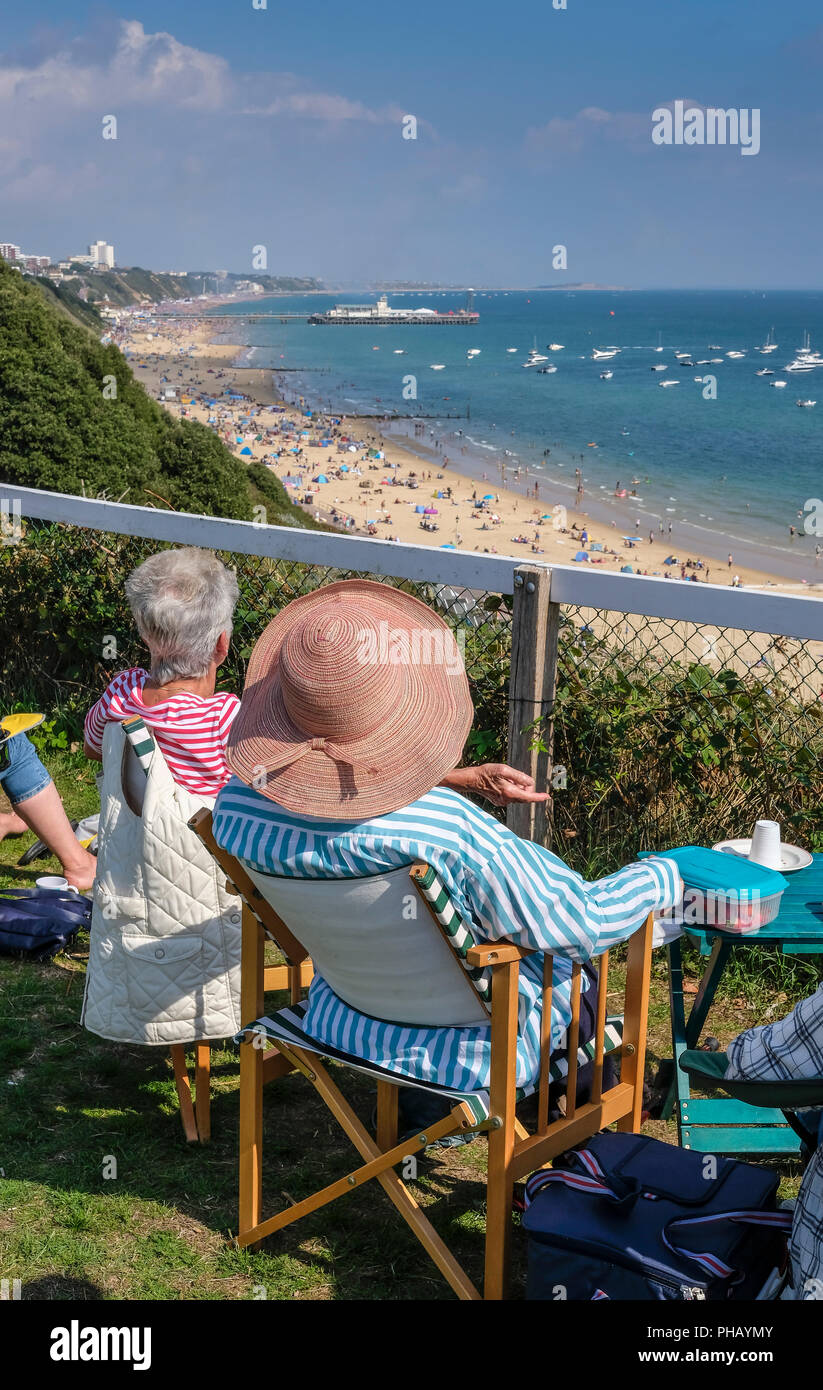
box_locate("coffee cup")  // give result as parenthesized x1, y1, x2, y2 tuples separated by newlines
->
(35, 875, 79, 894)
(748, 821, 782, 870)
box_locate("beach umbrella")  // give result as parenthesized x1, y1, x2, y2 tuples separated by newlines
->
(573, 551, 589, 562)
(235, 436, 243, 443)
(483, 493, 495, 501)
(240, 446, 253, 456)
(340, 465, 349, 473)
(620, 565, 634, 574)
(313, 474, 329, 484)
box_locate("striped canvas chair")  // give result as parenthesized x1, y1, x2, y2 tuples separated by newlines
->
(191, 808, 654, 1300)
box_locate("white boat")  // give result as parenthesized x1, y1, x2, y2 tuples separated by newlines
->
(393, 349, 406, 354)
(523, 339, 549, 367)
(726, 351, 746, 359)
(548, 343, 565, 351)
(674, 351, 692, 360)
(758, 327, 777, 353)
(467, 348, 481, 357)
(651, 364, 668, 371)
(796, 399, 816, 408)
(756, 368, 775, 377)
(784, 332, 823, 372)
(430, 364, 446, 371)
(770, 380, 788, 388)
(536, 365, 558, 374)
(710, 358, 724, 364)
(696, 360, 712, 366)
(599, 370, 614, 379)
(658, 379, 680, 387)
(506, 347, 518, 353)
(654, 332, 664, 352)
(708, 344, 723, 350)
(592, 346, 620, 360)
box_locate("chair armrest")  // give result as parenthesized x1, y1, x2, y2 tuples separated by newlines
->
(466, 941, 535, 966)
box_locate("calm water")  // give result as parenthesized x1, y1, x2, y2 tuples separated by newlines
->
(210, 290, 823, 579)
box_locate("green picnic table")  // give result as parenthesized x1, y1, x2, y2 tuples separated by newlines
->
(665, 851, 823, 1156)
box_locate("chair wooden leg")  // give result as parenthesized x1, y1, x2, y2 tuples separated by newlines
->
(376, 1080, 399, 1150)
(616, 910, 654, 1133)
(485, 959, 519, 1300)
(170, 1045, 199, 1143)
(239, 903, 265, 1246)
(195, 1042, 211, 1143)
(307, 1054, 481, 1302)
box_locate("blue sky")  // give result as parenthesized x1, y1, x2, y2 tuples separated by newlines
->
(2, 1, 823, 286)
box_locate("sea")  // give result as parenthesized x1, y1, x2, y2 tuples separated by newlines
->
(208, 289, 823, 584)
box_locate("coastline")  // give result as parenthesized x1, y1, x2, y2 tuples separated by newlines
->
(114, 306, 823, 600)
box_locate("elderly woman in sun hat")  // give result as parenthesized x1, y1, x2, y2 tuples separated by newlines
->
(212, 578, 682, 1126)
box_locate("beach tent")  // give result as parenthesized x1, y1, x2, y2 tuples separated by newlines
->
(415, 505, 425, 514)
(240, 447, 253, 456)
(573, 551, 589, 562)
(235, 436, 244, 444)
(663, 556, 676, 566)
(620, 565, 634, 574)
(590, 542, 603, 552)
(340, 465, 349, 473)
(313, 474, 329, 484)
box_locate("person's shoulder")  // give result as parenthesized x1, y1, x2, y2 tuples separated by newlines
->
(103, 668, 148, 700)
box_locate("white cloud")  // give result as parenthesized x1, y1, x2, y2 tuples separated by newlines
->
(525, 105, 653, 157)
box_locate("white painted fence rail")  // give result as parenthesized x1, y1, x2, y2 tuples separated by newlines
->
(6, 485, 823, 642)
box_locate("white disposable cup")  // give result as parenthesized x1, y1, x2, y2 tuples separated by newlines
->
(35, 875, 79, 894)
(748, 821, 782, 870)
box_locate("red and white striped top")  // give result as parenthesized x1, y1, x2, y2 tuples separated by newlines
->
(84, 668, 240, 797)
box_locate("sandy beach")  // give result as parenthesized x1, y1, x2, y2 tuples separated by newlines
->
(110, 308, 823, 604)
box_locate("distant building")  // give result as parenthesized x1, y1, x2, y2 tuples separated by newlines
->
(89, 240, 115, 270)
(0, 243, 21, 263)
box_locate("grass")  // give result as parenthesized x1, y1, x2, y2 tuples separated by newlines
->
(0, 751, 812, 1300)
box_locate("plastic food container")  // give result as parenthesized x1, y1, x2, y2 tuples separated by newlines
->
(640, 846, 787, 936)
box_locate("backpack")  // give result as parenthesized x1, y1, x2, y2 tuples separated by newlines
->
(523, 1130, 791, 1301)
(0, 888, 91, 961)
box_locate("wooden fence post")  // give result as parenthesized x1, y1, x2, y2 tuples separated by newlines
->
(507, 565, 560, 847)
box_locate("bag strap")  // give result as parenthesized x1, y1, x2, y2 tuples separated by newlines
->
(662, 1208, 793, 1280)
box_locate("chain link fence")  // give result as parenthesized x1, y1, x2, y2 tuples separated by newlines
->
(3, 518, 823, 875)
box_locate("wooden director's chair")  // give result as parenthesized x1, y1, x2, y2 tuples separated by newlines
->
(192, 808, 653, 1299)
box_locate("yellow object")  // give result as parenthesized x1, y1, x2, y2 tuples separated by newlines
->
(1, 713, 45, 738)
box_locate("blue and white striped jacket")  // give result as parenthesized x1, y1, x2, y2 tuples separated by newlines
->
(213, 780, 680, 1092)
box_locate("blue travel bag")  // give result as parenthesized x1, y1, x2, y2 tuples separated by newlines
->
(523, 1131, 790, 1300)
(0, 888, 91, 961)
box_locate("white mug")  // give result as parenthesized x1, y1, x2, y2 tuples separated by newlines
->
(35, 875, 79, 894)
(748, 821, 782, 870)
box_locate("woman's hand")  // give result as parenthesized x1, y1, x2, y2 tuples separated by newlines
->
(441, 764, 550, 808)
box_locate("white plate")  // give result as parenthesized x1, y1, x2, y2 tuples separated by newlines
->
(712, 839, 813, 873)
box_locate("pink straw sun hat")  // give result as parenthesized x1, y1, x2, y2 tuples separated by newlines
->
(226, 579, 474, 819)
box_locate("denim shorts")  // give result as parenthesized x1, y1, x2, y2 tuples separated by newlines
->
(0, 732, 52, 805)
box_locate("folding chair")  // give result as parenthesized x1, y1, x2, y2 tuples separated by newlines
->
(679, 1051, 823, 1155)
(192, 808, 654, 1299)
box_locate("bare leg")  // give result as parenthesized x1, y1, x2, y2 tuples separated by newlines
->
(11, 782, 97, 890)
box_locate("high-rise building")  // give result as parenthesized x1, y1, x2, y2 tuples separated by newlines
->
(0, 243, 21, 263)
(89, 240, 115, 270)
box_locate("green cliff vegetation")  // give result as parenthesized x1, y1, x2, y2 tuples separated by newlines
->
(0, 258, 319, 526)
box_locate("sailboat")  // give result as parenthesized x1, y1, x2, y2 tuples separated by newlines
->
(758, 327, 778, 354)
(654, 331, 664, 353)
